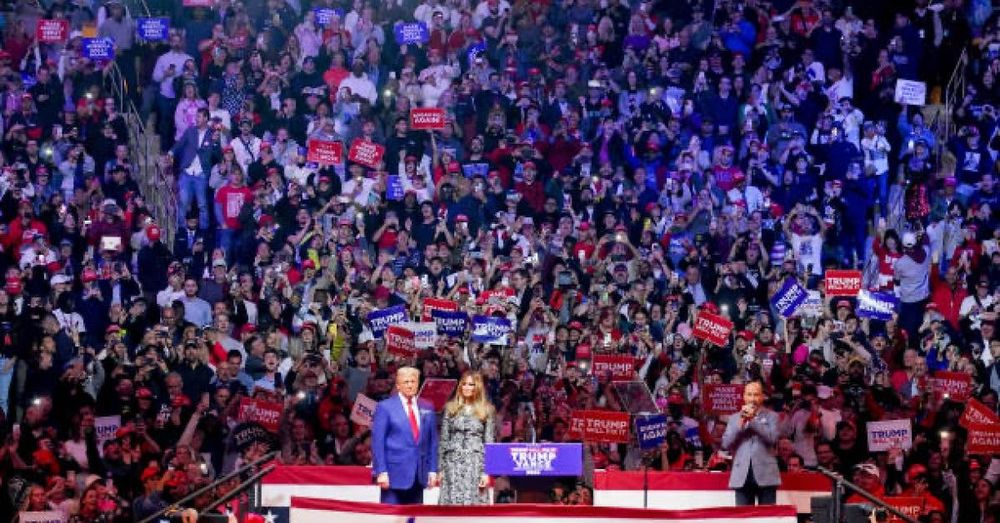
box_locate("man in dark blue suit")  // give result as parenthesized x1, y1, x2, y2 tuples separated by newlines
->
(371, 366, 439, 504)
(168, 108, 221, 231)
(172, 211, 209, 264)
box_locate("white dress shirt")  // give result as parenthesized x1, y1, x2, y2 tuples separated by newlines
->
(399, 392, 421, 431)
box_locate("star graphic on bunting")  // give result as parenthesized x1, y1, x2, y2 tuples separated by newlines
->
(263, 511, 277, 523)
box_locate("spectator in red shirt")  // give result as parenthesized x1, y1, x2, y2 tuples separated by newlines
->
(6, 200, 48, 259)
(323, 52, 350, 92)
(515, 162, 545, 214)
(214, 170, 253, 263)
(899, 464, 947, 517)
(845, 463, 886, 504)
(930, 263, 969, 331)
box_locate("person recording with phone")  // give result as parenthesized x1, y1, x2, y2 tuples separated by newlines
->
(721, 381, 780, 505)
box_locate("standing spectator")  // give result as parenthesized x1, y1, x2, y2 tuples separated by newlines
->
(214, 169, 252, 262)
(152, 33, 196, 149)
(169, 108, 221, 230)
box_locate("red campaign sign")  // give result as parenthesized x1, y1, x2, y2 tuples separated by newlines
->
(418, 378, 457, 412)
(883, 497, 924, 523)
(824, 269, 862, 297)
(410, 108, 447, 130)
(36, 19, 70, 43)
(568, 410, 631, 443)
(306, 139, 343, 165)
(421, 297, 458, 322)
(960, 398, 1000, 428)
(238, 397, 283, 433)
(385, 325, 416, 357)
(702, 383, 745, 415)
(692, 312, 733, 346)
(967, 423, 1000, 454)
(591, 355, 639, 381)
(929, 371, 972, 402)
(348, 139, 385, 169)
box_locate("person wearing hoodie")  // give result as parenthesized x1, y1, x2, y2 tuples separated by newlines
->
(894, 228, 931, 343)
(137, 225, 173, 302)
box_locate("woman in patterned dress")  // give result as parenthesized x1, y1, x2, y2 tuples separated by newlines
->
(438, 371, 495, 505)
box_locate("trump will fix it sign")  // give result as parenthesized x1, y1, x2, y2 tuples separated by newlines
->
(692, 312, 733, 346)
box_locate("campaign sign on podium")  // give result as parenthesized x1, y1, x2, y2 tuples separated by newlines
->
(485, 443, 582, 476)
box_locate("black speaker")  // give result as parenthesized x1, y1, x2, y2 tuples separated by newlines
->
(198, 514, 231, 523)
(810, 495, 873, 523)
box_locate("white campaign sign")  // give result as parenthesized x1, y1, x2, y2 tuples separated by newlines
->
(95, 415, 121, 455)
(867, 419, 912, 452)
(894, 79, 926, 106)
(401, 321, 438, 349)
(350, 394, 377, 427)
(19, 511, 65, 523)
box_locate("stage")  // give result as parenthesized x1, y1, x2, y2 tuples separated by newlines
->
(259, 465, 832, 520)
(288, 496, 800, 522)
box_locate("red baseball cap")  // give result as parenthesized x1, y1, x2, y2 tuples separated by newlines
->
(81, 268, 99, 283)
(141, 466, 160, 482)
(4, 276, 21, 295)
(146, 225, 161, 242)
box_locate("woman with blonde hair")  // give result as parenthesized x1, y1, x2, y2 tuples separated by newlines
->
(438, 371, 496, 505)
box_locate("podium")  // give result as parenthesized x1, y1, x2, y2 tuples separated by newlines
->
(485, 443, 583, 476)
(485, 443, 583, 502)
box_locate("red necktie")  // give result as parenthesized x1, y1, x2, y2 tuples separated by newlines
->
(407, 397, 420, 442)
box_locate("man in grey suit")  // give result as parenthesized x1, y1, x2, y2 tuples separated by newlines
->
(721, 380, 781, 505)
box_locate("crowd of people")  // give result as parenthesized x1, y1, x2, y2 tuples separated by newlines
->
(2, 0, 1000, 520)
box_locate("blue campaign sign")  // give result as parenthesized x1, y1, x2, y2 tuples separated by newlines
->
(313, 8, 343, 27)
(635, 414, 668, 450)
(856, 290, 899, 321)
(770, 277, 808, 318)
(82, 37, 115, 60)
(466, 41, 486, 67)
(366, 304, 407, 339)
(136, 17, 169, 42)
(484, 443, 583, 476)
(393, 22, 429, 45)
(431, 309, 468, 337)
(461, 163, 489, 179)
(386, 175, 404, 201)
(471, 315, 512, 343)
